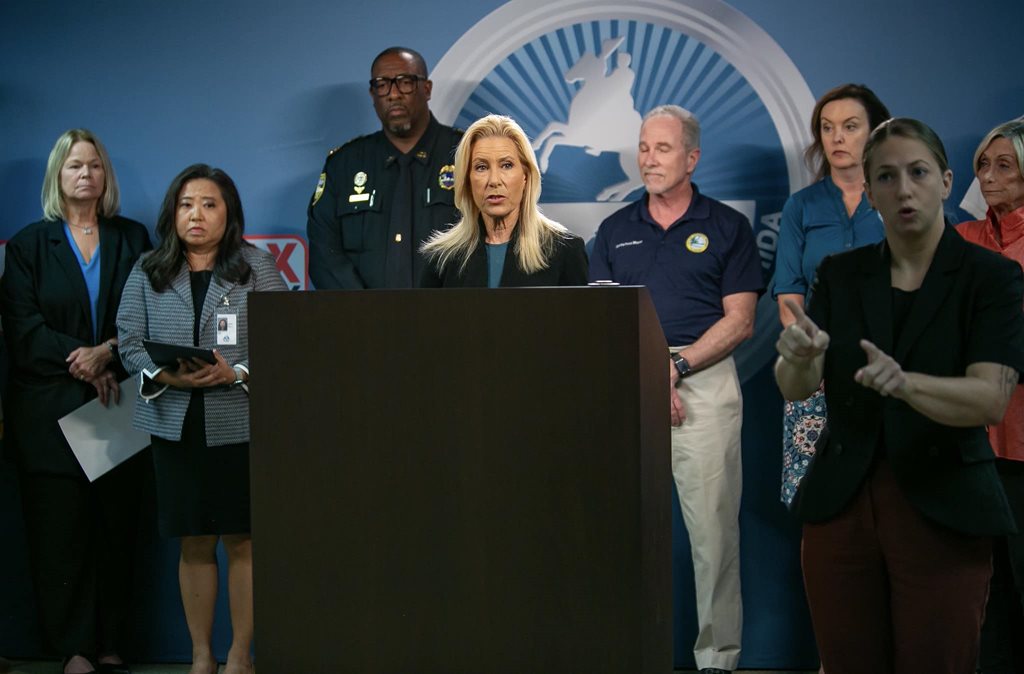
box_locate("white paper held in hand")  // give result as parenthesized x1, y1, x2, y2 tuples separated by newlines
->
(58, 378, 150, 481)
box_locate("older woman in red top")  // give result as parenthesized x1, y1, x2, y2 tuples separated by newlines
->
(956, 117, 1024, 674)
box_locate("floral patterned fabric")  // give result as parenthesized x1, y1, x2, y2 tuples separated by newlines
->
(781, 386, 826, 506)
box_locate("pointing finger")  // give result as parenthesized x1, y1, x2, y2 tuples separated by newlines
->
(783, 298, 810, 326)
(859, 339, 882, 361)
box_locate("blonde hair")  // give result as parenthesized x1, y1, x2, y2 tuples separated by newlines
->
(974, 117, 1024, 182)
(421, 114, 570, 274)
(41, 128, 120, 221)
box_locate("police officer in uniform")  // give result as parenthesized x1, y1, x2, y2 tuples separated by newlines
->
(307, 46, 463, 289)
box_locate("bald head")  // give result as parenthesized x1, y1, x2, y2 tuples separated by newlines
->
(371, 46, 428, 78)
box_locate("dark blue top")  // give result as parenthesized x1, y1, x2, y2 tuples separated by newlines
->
(589, 185, 764, 345)
(63, 222, 101, 342)
(773, 176, 883, 299)
(485, 241, 509, 288)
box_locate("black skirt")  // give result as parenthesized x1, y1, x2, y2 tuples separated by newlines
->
(151, 389, 251, 537)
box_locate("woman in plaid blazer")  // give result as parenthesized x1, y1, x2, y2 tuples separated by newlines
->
(117, 164, 286, 674)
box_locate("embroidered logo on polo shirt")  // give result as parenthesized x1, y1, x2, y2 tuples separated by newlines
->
(614, 239, 643, 249)
(686, 233, 709, 253)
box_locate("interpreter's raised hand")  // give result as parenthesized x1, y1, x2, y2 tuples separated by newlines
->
(776, 298, 830, 365)
(67, 342, 113, 380)
(855, 339, 908, 397)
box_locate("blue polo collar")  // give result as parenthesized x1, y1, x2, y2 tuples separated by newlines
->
(635, 183, 712, 230)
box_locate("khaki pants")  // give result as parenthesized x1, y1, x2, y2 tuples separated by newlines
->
(671, 352, 743, 671)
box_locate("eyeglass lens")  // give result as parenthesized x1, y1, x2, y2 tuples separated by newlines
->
(371, 75, 420, 96)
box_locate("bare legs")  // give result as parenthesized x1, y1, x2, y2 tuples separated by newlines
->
(179, 534, 253, 674)
(180, 536, 219, 674)
(222, 534, 254, 674)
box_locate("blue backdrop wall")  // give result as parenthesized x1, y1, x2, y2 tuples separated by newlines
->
(1, 0, 1020, 667)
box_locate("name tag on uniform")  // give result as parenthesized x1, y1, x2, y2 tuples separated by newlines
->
(217, 313, 238, 345)
(348, 193, 370, 202)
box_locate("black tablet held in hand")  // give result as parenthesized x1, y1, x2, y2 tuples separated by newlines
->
(143, 340, 217, 368)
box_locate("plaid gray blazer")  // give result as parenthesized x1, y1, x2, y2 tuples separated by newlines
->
(116, 244, 287, 444)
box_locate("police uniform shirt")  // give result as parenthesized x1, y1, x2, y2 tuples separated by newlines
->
(307, 114, 463, 289)
(589, 184, 764, 345)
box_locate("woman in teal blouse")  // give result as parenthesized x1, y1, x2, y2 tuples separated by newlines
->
(773, 83, 891, 505)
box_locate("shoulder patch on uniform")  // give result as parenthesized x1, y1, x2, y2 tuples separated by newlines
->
(311, 173, 326, 206)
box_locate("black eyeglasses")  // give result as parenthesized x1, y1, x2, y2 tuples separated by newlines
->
(369, 74, 425, 97)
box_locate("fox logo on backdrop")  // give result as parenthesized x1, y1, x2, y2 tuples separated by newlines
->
(246, 235, 309, 291)
(432, 0, 816, 375)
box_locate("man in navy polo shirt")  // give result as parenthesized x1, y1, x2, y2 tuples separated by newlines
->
(589, 105, 762, 674)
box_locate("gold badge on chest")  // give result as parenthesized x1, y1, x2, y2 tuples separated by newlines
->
(349, 171, 370, 203)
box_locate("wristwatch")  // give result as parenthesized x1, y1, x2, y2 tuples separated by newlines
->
(231, 366, 246, 386)
(671, 352, 691, 378)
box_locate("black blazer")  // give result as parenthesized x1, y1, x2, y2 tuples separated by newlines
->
(1, 216, 151, 476)
(420, 224, 589, 287)
(796, 225, 1024, 536)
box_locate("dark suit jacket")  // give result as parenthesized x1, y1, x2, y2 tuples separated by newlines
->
(796, 225, 1024, 536)
(0, 217, 151, 476)
(420, 224, 589, 287)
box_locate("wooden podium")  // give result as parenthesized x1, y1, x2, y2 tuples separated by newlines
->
(249, 287, 671, 673)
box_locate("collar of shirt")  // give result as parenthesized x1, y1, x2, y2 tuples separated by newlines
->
(635, 183, 712, 231)
(988, 204, 1024, 248)
(823, 174, 870, 220)
(385, 114, 441, 168)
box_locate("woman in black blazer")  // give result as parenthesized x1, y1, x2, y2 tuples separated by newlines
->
(420, 114, 588, 287)
(775, 118, 1024, 674)
(0, 129, 150, 674)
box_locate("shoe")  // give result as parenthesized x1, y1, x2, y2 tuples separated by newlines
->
(97, 663, 132, 674)
(62, 655, 96, 674)
(699, 669, 732, 674)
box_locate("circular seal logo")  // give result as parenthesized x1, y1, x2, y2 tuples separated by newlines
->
(438, 164, 456, 190)
(433, 0, 816, 378)
(353, 171, 367, 187)
(686, 233, 709, 253)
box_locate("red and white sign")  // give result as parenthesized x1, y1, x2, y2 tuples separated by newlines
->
(244, 234, 308, 290)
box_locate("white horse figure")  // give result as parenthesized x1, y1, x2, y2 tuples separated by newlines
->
(532, 37, 644, 202)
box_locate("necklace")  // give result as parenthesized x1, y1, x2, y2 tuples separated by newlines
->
(67, 221, 96, 235)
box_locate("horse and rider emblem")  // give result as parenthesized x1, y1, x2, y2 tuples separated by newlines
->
(532, 37, 643, 202)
